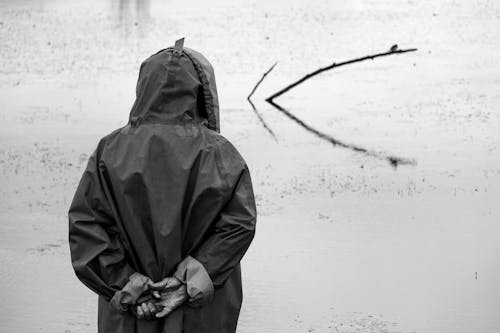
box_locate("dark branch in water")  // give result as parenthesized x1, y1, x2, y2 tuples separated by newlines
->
(267, 100, 417, 168)
(247, 63, 279, 140)
(266, 47, 417, 102)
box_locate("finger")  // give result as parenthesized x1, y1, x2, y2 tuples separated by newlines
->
(159, 278, 182, 292)
(164, 278, 182, 291)
(148, 280, 168, 291)
(147, 302, 157, 316)
(141, 302, 152, 320)
(152, 290, 161, 299)
(136, 306, 144, 319)
(155, 306, 173, 318)
(154, 303, 165, 312)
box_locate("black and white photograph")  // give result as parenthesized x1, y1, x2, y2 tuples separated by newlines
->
(1, 0, 499, 332)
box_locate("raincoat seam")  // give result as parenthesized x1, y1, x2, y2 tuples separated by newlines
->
(183, 50, 217, 132)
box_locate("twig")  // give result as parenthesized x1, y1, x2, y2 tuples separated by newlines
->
(247, 62, 278, 100)
(267, 99, 417, 168)
(247, 63, 279, 140)
(266, 47, 417, 102)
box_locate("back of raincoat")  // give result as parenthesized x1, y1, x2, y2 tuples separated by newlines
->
(68, 40, 257, 333)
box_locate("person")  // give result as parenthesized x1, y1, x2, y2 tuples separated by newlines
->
(68, 38, 257, 333)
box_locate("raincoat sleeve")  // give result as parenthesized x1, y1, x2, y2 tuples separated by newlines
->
(175, 165, 256, 304)
(68, 142, 136, 303)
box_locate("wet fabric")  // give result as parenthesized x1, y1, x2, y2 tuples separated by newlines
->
(174, 256, 214, 306)
(68, 43, 257, 333)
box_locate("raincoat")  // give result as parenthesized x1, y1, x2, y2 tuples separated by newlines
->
(69, 39, 257, 333)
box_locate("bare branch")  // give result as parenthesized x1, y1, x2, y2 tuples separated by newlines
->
(266, 47, 417, 102)
(247, 62, 278, 101)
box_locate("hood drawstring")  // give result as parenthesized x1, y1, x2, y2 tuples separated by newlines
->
(165, 38, 184, 88)
(131, 38, 185, 127)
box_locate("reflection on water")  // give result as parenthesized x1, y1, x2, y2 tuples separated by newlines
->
(267, 99, 417, 167)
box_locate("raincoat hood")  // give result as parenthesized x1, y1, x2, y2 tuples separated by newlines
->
(129, 39, 220, 132)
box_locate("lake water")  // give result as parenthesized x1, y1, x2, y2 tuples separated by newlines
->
(1, 0, 499, 332)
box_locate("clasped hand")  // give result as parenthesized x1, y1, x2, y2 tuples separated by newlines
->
(131, 277, 188, 320)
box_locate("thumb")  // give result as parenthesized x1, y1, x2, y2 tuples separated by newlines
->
(163, 277, 182, 291)
(148, 280, 168, 291)
(155, 305, 174, 318)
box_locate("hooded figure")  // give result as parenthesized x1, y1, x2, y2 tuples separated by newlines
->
(69, 39, 257, 333)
